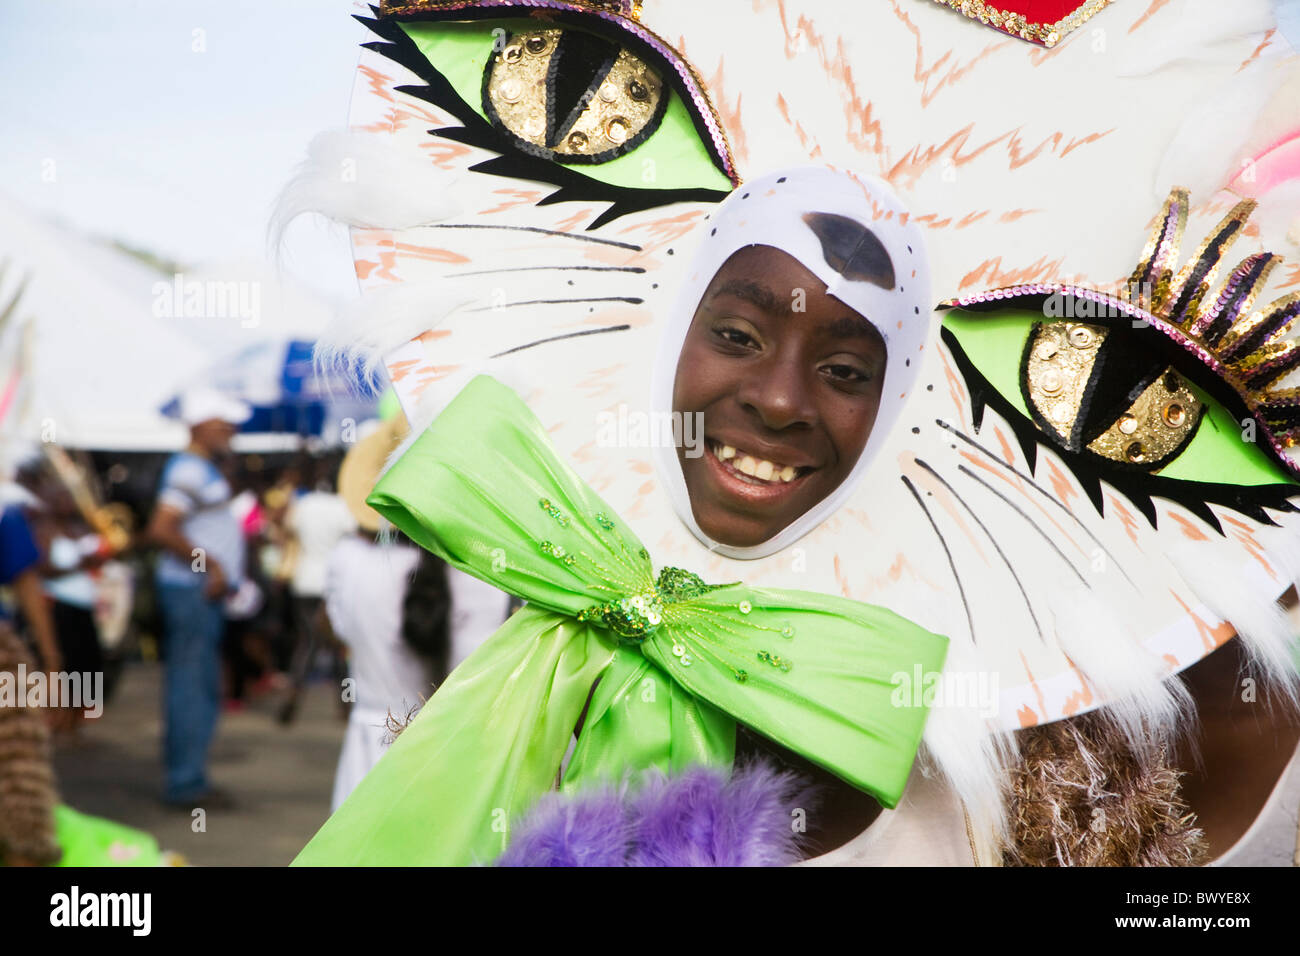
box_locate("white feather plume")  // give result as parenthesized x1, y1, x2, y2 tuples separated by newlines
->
(270, 129, 463, 254)
(1166, 532, 1300, 711)
(1153, 58, 1291, 202)
(1116, 0, 1276, 77)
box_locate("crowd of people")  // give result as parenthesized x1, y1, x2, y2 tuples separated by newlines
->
(0, 386, 509, 866)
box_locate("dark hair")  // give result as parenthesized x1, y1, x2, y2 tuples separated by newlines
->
(400, 551, 452, 682)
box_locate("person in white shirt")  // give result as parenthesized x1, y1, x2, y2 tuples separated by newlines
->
(325, 417, 440, 809)
(278, 468, 356, 724)
(145, 387, 250, 807)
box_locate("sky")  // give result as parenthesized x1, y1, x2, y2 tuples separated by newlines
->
(0, 0, 373, 301)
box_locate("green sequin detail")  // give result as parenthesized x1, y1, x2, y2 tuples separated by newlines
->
(538, 497, 570, 527)
(539, 540, 575, 566)
(595, 513, 616, 531)
(577, 566, 724, 644)
(757, 650, 791, 673)
(655, 566, 716, 600)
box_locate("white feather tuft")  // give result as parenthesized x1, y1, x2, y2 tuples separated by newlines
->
(919, 638, 1017, 852)
(1049, 583, 1193, 756)
(1153, 59, 1291, 202)
(1166, 535, 1300, 711)
(269, 129, 462, 254)
(313, 279, 479, 390)
(1251, 180, 1300, 251)
(1116, 0, 1276, 77)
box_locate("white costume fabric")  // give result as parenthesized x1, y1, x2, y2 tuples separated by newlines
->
(324, 535, 429, 811)
(445, 565, 512, 670)
(288, 492, 357, 599)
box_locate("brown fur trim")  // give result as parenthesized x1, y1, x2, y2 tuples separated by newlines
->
(1002, 710, 1207, 867)
(0, 625, 62, 865)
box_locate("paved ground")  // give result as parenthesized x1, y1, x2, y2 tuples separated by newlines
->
(52, 662, 345, 867)
(51, 661, 1299, 867)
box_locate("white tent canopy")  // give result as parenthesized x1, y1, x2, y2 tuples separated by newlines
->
(0, 193, 206, 450)
(0, 194, 341, 452)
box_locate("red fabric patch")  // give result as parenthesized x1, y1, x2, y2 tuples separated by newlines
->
(1004, 0, 1090, 21)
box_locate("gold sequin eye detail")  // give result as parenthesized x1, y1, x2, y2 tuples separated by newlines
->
(483, 27, 666, 165)
(1067, 325, 1096, 349)
(1023, 321, 1204, 472)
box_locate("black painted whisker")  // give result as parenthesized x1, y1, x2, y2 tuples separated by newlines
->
(913, 458, 1044, 644)
(467, 296, 644, 312)
(446, 265, 647, 277)
(491, 324, 632, 357)
(900, 474, 976, 646)
(935, 418, 1137, 589)
(427, 223, 642, 250)
(956, 464, 1089, 588)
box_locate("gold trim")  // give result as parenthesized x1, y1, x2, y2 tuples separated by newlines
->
(953, 189, 1300, 463)
(1129, 188, 1189, 315)
(928, 0, 1112, 48)
(1164, 199, 1256, 326)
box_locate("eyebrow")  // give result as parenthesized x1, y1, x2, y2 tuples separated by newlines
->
(709, 279, 787, 315)
(711, 281, 885, 345)
(827, 314, 885, 345)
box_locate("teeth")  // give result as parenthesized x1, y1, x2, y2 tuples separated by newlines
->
(712, 443, 803, 483)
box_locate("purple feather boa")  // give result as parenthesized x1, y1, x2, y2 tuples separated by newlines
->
(495, 761, 817, 867)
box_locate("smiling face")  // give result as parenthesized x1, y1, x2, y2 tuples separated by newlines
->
(672, 244, 888, 548)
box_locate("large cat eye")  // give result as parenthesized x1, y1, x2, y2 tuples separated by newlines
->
(359, 7, 738, 227)
(484, 27, 666, 164)
(937, 190, 1300, 533)
(940, 308, 1298, 532)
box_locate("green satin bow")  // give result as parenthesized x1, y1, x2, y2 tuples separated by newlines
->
(293, 375, 948, 866)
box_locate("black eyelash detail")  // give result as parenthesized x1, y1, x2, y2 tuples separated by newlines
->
(940, 326, 1300, 536)
(357, 11, 729, 230)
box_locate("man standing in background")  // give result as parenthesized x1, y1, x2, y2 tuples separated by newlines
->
(277, 456, 354, 724)
(146, 388, 250, 808)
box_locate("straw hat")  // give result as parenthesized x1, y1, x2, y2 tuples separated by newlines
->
(337, 415, 408, 533)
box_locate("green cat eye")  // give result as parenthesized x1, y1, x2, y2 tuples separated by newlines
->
(941, 309, 1296, 489)
(396, 19, 733, 194)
